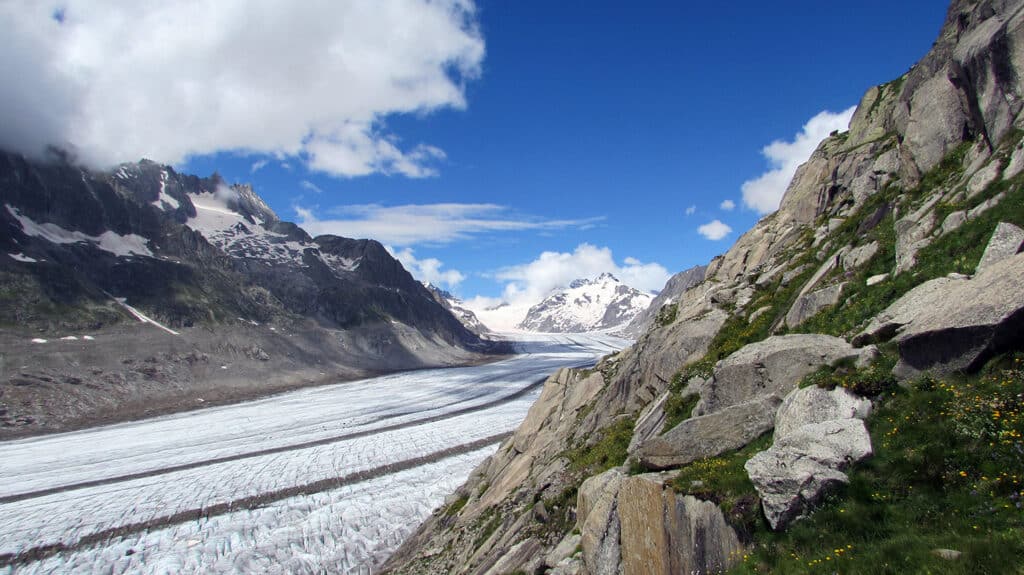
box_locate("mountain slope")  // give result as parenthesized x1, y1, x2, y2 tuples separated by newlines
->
(621, 264, 706, 337)
(384, 1, 1024, 573)
(517, 273, 653, 333)
(423, 283, 490, 335)
(0, 152, 499, 437)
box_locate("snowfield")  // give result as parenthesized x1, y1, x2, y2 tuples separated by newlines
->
(0, 333, 626, 574)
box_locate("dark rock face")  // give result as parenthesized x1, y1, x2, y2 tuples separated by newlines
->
(422, 283, 490, 335)
(0, 151, 479, 349)
(622, 265, 706, 337)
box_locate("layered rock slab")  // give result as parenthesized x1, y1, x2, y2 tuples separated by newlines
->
(636, 395, 780, 471)
(617, 474, 744, 575)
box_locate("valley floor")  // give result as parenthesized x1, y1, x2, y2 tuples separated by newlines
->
(0, 332, 625, 574)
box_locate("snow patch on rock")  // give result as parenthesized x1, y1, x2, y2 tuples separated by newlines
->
(6, 205, 154, 258)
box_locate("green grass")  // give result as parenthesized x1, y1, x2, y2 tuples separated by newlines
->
(444, 495, 469, 518)
(795, 172, 1024, 339)
(729, 356, 1024, 574)
(792, 128, 1024, 340)
(655, 303, 678, 327)
(473, 506, 503, 551)
(540, 485, 579, 539)
(799, 355, 898, 398)
(662, 392, 701, 434)
(565, 417, 635, 474)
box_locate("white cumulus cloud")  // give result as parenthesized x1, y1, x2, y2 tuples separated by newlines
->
(720, 199, 736, 211)
(0, 0, 484, 178)
(294, 203, 603, 246)
(697, 219, 732, 241)
(388, 247, 465, 289)
(464, 243, 670, 332)
(741, 107, 856, 214)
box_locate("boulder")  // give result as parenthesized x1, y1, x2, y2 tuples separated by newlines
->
(785, 283, 846, 329)
(866, 273, 889, 286)
(840, 241, 880, 270)
(774, 386, 872, 440)
(975, 222, 1024, 275)
(857, 252, 1024, 377)
(618, 474, 744, 575)
(578, 469, 624, 575)
(966, 160, 1001, 198)
(854, 274, 967, 345)
(698, 334, 862, 415)
(895, 261, 1024, 377)
(637, 395, 780, 470)
(745, 419, 872, 530)
(967, 192, 1005, 220)
(795, 255, 839, 299)
(549, 558, 584, 575)
(932, 549, 963, 561)
(894, 195, 940, 274)
(939, 210, 967, 235)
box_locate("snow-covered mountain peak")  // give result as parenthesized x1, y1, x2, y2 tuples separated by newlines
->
(569, 272, 619, 289)
(517, 273, 653, 333)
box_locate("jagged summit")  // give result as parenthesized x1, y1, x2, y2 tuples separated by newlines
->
(569, 272, 618, 289)
(422, 283, 490, 335)
(517, 273, 653, 333)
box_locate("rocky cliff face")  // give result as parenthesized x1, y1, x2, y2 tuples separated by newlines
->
(620, 265, 706, 338)
(384, 1, 1024, 573)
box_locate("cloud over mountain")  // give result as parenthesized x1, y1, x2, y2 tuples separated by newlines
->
(0, 0, 483, 177)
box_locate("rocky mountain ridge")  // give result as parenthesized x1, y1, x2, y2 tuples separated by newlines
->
(423, 283, 491, 335)
(384, 1, 1024, 573)
(0, 152, 503, 437)
(517, 273, 653, 333)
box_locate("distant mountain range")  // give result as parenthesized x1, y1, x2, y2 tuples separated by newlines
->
(517, 273, 653, 333)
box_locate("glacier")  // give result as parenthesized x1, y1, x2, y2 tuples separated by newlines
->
(0, 333, 625, 574)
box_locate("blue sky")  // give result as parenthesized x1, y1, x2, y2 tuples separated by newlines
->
(4, 1, 948, 325)
(183, 1, 947, 301)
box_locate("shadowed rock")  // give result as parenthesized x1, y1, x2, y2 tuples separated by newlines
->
(856, 251, 1024, 378)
